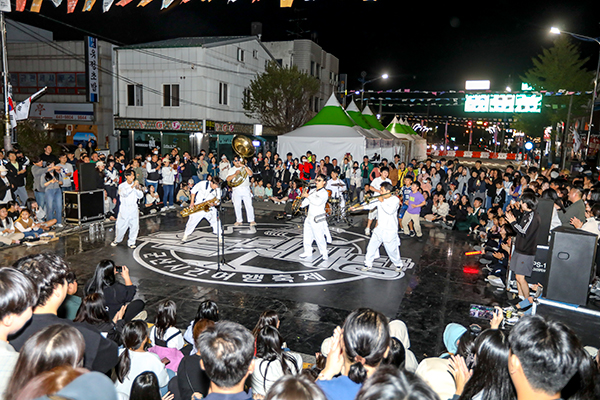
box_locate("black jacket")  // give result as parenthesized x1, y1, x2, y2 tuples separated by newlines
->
(9, 313, 118, 373)
(6, 161, 25, 188)
(511, 210, 541, 256)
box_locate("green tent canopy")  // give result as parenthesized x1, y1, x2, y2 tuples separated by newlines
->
(345, 100, 373, 130)
(361, 104, 386, 131)
(303, 94, 356, 127)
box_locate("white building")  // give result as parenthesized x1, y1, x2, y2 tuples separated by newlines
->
(5, 20, 114, 150)
(264, 39, 339, 113)
(114, 36, 277, 157)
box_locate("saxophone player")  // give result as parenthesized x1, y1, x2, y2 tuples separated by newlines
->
(182, 177, 223, 242)
(226, 157, 256, 226)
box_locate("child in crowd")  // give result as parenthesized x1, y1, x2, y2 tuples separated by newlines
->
(270, 181, 287, 204)
(264, 182, 273, 202)
(142, 185, 162, 215)
(177, 179, 194, 206)
(402, 181, 425, 238)
(14, 208, 45, 239)
(253, 179, 266, 200)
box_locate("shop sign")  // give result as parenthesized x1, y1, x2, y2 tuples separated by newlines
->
(115, 119, 203, 131)
(29, 103, 94, 121)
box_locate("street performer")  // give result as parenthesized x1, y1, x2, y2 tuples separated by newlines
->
(349, 182, 404, 272)
(226, 156, 256, 226)
(111, 169, 144, 249)
(299, 174, 329, 260)
(182, 177, 223, 243)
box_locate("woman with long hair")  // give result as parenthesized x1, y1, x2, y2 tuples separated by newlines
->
(252, 310, 280, 337)
(252, 326, 302, 396)
(7, 324, 85, 398)
(149, 300, 184, 350)
(129, 371, 174, 400)
(183, 300, 219, 352)
(74, 293, 125, 345)
(83, 259, 145, 322)
(317, 308, 390, 400)
(115, 321, 170, 399)
(450, 329, 516, 400)
(14, 366, 87, 400)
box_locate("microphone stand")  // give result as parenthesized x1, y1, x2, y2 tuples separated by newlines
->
(214, 183, 235, 273)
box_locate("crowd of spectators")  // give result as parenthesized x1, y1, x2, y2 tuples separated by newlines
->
(0, 251, 599, 400)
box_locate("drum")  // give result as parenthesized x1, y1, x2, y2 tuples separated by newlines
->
(329, 198, 340, 204)
(326, 189, 332, 198)
(325, 202, 332, 215)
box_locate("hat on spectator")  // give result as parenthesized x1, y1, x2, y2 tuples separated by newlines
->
(221, 155, 227, 159)
(96, 161, 105, 167)
(33, 372, 118, 400)
(320, 336, 333, 357)
(443, 323, 467, 354)
(449, 181, 457, 187)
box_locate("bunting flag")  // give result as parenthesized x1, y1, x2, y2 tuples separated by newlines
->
(30, 0, 43, 12)
(102, 0, 114, 11)
(280, 0, 293, 6)
(160, 0, 175, 9)
(82, 0, 96, 11)
(180, 0, 192, 3)
(137, 0, 152, 7)
(116, 0, 133, 6)
(16, 0, 27, 11)
(67, 0, 78, 12)
(50, 0, 62, 6)
(7, 97, 16, 129)
(0, 0, 11, 11)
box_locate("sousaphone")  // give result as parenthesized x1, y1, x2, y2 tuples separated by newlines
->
(228, 135, 256, 187)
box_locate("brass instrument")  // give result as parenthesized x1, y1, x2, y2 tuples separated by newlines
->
(180, 197, 219, 217)
(291, 186, 308, 214)
(345, 189, 400, 212)
(228, 135, 255, 188)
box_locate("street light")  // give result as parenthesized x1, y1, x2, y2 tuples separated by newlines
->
(358, 71, 389, 110)
(550, 27, 600, 159)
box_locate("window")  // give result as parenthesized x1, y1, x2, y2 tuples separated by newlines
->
(219, 82, 228, 105)
(316, 63, 320, 79)
(314, 97, 320, 112)
(310, 61, 315, 76)
(127, 84, 143, 106)
(253, 50, 259, 59)
(243, 88, 251, 108)
(237, 48, 245, 62)
(163, 84, 179, 107)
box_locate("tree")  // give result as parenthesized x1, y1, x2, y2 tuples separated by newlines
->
(243, 62, 320, 135)
(513, 36, 593, 138)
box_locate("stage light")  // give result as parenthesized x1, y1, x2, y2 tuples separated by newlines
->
(550, 27, 561, 35)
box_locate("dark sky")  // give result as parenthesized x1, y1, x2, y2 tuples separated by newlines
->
(7, 0, 600, 92)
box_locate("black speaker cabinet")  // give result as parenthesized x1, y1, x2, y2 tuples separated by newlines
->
(545, 227, 597, 305)
(64, 190, 104, 224)
(536, 199, 554, 246)
(78, 163, 98, 192)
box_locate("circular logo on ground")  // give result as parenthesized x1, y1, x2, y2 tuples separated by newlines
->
(133, 223, 414, 287)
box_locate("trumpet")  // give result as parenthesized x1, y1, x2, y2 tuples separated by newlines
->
(345, 189, 400, 212)
(180, 197, 219, 217)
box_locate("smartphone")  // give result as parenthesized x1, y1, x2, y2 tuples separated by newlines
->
(469, 304, 496, 320)
(115, 266, 123, 273)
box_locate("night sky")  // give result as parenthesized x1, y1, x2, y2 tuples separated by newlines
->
(7, 1, 599, 91)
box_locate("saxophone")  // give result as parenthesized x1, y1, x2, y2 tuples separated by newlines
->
(180, 197, 219, 217)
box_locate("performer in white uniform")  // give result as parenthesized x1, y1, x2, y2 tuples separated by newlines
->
(350, 182, 403, 272)
(365, 166, 391, 236)
(299, 174, 329, 260)
(182, 177, 223, 242)
(111, 170, 144, 249)
(226, 157, 256, 226)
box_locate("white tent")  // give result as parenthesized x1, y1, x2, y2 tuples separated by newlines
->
(386, 116, 428, 161)
(277, 94, 367, 162)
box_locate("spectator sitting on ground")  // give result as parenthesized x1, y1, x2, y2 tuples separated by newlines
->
(83, 259, 145, 323)
(9, 253, 118, 373)
(26, 198, 57, 230)
(388, 320, 419, 372)
(264, 375, 327, 400)
(251, 310, 280, 337)
(0, 205, 24, 245)
(176, 179, 194, 206)
(7, 324, 85, 399)
(183, 300, 219, 355)
(355, 366, 440, 400)
(74, 293, 125, 345)
(57, 271, 82, 321)
(6, 200, 21, 221)
(14, 208, 46, 239)
(143, 184, 162, 215)
(149, 299, 185, 350)
(176, 318, 214, 400)
(508, 315, 596, 400)
(316, 308, 390, 400)
(129, 371, 173, 400)
(0, 268, 37, 399)
(12, 365, 89, 400)
(198, 321, 256, 400)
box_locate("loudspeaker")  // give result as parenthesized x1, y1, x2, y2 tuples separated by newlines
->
(535, 199, 554, 246)
(545, 227, 597, 305)
(78, 163, 98, 192)
(64, 190, 104, 224)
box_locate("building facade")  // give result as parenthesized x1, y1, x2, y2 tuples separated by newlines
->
(6, 20, 114, 150)
(114, 36, 278, 158)
(264, 39, 339, 113)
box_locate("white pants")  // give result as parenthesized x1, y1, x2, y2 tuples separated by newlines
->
(303, 217, 328, 256)
(184, 208, 221, 237)
(115, 205, 140, 246)
(232, 186, 255, 223)
(364, 229, 402, 268)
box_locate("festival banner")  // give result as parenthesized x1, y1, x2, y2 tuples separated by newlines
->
(16, 0, 27, 11)
(137, 0, 152, 7)
(67, 0, 78, 13)
(82, 0, 96, 11)
(116, 0, 133, 6)
(30, 0, 43, 12)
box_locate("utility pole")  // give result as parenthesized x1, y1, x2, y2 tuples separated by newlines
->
(561, 95, 574, 170)
(1, 12, 11, 151)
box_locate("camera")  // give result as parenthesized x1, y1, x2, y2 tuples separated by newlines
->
(115, 266, 123, 273)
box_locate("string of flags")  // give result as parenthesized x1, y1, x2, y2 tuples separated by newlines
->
(354, 88, 594, 97)
(0, 0, 299, 12)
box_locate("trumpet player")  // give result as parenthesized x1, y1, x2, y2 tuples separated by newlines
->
(182, 177, 223, 242)
(299, 174, 329, 260)
(111, 170, 144, 249)
(349, 182, 404, 272)
(226, 157, 256, 226)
